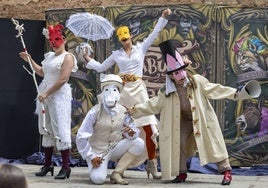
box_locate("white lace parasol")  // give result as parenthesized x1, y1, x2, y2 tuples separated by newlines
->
(66, 12, 115, 41)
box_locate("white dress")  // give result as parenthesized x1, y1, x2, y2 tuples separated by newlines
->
(36, 51, 78, 150)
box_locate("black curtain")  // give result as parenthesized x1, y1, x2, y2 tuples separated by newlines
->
(0, 18, 45, 159)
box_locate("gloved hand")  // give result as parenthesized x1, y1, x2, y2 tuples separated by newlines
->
(122, 125, 136, 137)
(91, 156, 103, 168)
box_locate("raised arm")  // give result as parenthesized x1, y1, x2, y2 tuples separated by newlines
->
(84, 54, 116, 73)
(141, 8, 171, 51)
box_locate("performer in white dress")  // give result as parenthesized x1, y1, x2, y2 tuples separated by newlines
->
(19, 23, 78, 179)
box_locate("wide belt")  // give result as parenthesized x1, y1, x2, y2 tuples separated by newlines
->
(119, 74, 141, 82)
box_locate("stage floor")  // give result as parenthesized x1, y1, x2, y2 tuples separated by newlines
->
(14, 164, 268, 188)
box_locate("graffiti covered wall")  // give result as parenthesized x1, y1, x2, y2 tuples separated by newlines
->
(45, 4, 268, 166)
(217, 6, 268, 166)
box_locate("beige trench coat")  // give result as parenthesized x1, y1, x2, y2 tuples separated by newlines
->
(132, 74, 238, 180)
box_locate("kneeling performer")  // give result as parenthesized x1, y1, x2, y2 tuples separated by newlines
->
(76, 74, 144, 185)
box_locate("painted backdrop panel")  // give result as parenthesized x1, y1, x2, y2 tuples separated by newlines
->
(218, 6, 268, 166)
(45, 5, 268, 166)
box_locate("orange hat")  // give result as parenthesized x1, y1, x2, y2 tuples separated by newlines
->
(116, 26, 131, 41)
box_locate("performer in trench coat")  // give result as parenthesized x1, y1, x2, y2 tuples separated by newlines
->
(129, 39, 260, 185)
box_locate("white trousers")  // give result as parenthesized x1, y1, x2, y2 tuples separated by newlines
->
(86, 137, 144, 184)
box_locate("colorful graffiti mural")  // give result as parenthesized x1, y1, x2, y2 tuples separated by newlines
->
(45, 4, 268, 166)
(218, 6, 268, 166)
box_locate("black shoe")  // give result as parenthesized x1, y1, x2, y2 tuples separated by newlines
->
(35, 166, 54, 177)
(54, 168, 71, 179)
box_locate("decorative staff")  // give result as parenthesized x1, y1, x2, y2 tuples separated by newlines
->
(11, 18, 60, 141)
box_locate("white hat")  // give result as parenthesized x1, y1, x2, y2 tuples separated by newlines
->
(100, 74, 123, 92)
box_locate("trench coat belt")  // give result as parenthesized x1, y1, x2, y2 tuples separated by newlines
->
(119, 74, 141, 82)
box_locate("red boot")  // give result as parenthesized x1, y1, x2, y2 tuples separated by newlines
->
(221, 170, 232, 185)
(171, 173, 187, 183)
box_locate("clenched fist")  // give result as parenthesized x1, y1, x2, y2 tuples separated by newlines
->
(162, 8, 172, 19)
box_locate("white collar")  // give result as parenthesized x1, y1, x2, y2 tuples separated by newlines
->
(165, 75, 189, 95)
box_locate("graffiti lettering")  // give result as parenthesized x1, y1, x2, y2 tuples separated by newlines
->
(237, 71, 268, 82)
(144, 47, 166, 76)
(232, 134, 268, 152)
